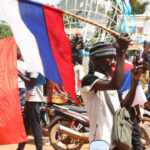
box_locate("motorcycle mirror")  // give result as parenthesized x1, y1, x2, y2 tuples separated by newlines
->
(90, 141, 109, 150)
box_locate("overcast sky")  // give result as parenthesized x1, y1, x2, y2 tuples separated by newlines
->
(0, 0, 150, 21)
(0, 0, 61, 20)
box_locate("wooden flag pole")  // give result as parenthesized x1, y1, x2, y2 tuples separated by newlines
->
(63, 10, 133, 45)
(63, 10, 119, 37)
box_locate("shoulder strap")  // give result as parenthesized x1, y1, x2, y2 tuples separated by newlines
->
(36, 86, 45, 102)
(104, 91, 116, 116)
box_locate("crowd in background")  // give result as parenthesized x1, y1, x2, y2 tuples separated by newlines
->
(17, 32, 150, 150)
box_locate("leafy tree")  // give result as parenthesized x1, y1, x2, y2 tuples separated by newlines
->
(0, 20, 13, 39)
(130, 0, 149, 14)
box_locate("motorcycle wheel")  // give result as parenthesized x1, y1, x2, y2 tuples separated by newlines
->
(40, 111, 50, 136)
(49, 120, 84, 150)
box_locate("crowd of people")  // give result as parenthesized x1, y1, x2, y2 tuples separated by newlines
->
(16, 31, 150, 150)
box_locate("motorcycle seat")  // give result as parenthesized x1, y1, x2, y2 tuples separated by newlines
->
(52, 104, 87, 113)
(62, 105, 87, 113)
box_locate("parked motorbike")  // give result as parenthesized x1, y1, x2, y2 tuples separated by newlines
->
(40, 102, 49, 129)
(48, 104, 89, 150)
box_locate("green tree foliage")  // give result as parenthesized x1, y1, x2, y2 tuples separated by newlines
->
(130, 0, 149, 14)
(0, 20, 13, 39)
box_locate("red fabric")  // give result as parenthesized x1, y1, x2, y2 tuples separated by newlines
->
(44, 5, 77, 104)
(123, 62, 133, 72)
(0, 37, 27, 145)
(111, 61, 133, 76)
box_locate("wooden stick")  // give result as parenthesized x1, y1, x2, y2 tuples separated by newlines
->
(63, 10, 133, 45)
(63, 10, 120, 37)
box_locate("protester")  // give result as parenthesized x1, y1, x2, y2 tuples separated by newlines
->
(133, 41, 148, 67)
(140, 61, 149, 94)
(112, 51, 146, 150)
(142, 42, 150, 100)
(80, 33, 143, 150)
(133, 50, 141, 67)
(131, 44, 150, 149)
(17, 72, 43, 150)
(122, 57, 147, 150)
(72, 53, 84, 95)
(125, 52, 133, 65)
(71, 32, 85, 55)
(131, 60, 150, 150)
(138, 40, 148, 61)
(17, 50, 26, 105)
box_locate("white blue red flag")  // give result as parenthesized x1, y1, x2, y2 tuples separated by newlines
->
(120, 61, 147, 106)
(0, 0, 77, 103)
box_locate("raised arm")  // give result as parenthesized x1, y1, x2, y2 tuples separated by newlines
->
(92, 33, 131, 91)
(121, 66, 143, 110)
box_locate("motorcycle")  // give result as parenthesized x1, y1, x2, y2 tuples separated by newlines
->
(40, 102, 49, 129)
(48, 104, 89, 150)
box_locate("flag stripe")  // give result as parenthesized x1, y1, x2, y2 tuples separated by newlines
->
(44, 5, 77, 102)
(19, 0, 63, 85)
(122, 85, 147, 106)
(123, 61, 133, 72)
(0, 0, 44, 74)
(121, 62, 147, 106)
(121, 70, 140, 92)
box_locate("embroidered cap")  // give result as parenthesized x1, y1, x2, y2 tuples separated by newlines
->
(89, 43, 116, 58)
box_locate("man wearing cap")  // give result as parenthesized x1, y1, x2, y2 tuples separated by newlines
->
(80, 33, 143, 150)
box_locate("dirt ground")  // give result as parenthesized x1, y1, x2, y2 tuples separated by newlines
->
(0, 135, 89, 150)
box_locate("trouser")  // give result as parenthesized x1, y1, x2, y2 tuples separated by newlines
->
(19, 88, 26, 106)
(130, 107, 143, 150)
(19, 88, 26, 100)
(17, 102, 43, 150)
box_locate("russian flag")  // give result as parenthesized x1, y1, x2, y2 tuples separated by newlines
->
(121, 60, 147, 106)
(0, 0, 77, 103)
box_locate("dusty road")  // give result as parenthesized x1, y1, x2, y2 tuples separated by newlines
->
(0, 136, 89, 150)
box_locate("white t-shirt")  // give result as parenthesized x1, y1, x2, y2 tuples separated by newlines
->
(80, 72, 120, 145)
(25, 72, 44, 102)
(17, 60, 27, 88)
